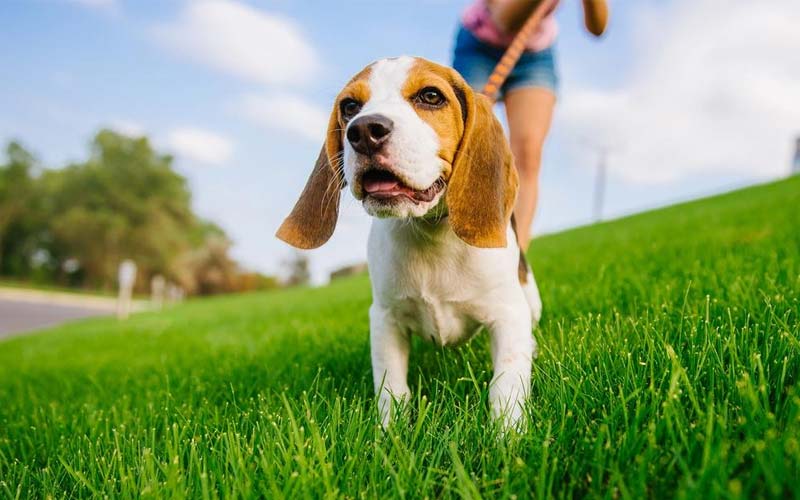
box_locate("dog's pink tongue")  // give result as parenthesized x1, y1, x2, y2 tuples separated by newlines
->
(364, 178, 400, 193)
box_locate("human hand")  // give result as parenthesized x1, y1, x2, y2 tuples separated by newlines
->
(582, 0, 609, 37)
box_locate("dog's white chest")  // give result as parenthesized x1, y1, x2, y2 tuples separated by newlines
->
(390, 293, 479, 346)
(367, 219, 521, 347)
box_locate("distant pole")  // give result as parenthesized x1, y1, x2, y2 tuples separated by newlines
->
(580, 137, 622, 224)
(166, 282, 185, 304)
(150, 274, 166, 310)
(792, 136, 800, 176)
(117, 259, 137, 320)
(593, 149, 608, 222)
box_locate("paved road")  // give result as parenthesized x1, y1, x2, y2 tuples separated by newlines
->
(0, 298, 108, 339)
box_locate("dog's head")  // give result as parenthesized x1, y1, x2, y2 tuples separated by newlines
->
(277, 56, 518, 249)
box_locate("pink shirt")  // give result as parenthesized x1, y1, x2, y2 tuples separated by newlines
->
(462, 0, 559, 52)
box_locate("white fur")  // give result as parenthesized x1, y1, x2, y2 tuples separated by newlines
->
(523, 271, 543, 327)
(343, 57, 444, 219)
(368, 219, 540, 430)
(345, 57, 542, 431)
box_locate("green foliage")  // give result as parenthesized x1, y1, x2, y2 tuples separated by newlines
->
(0, 177, 798, 498)
(175, 235, 241, 295)
(284, 251, 311, 287)
(0, 132, 256, 293)
(41, 131, 198, 288)
(0, 142, 39, 276)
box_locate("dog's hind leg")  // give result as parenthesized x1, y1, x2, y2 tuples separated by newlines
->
(522, 269, 543, 327)
(512, 216, 543, 330)
(518, 249, 542, 359)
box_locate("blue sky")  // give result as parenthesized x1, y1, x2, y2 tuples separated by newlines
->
(2, 0, 798, 283)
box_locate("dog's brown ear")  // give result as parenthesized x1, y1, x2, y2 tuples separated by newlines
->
(276, 111, 344, 249)
(447, 83, 518, 248)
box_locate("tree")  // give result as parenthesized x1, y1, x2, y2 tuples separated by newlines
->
(174, 234, 241, 295)
(43, 130, 197, 289)
(0, 142, 38, 275)
(0, 132, 261, 295)
(284, 252, 311, 287)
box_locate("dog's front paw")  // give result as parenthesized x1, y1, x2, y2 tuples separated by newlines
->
(490, 381, 528, 433)
(377, 388, 410, 429)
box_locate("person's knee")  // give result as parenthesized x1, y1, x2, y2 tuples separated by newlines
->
(512, 139, 544, 177)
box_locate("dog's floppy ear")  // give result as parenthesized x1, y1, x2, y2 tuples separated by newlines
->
(276, 110, 344, 249)
(447, 81, 518, 248)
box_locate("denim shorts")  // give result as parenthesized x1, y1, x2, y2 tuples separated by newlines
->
(452, 24, 559, 99)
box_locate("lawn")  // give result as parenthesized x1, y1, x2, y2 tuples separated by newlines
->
(0, 279, 117, 298)
(1, 177, 798, 499)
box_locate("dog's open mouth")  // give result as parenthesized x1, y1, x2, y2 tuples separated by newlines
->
(361, 169, 443, 203)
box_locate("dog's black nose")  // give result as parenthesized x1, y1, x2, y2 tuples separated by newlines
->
(346, 114, 393, 155)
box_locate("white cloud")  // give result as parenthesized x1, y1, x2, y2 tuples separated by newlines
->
(236, 93, 329, 142)
(152, 0, 319, 86)
(559, 0, 800, 184)
(167, 127, 234, 165)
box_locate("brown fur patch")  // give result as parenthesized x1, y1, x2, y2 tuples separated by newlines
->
(277, 59, 518, 251)
(445, 70, 518, 248)
(276, 67, 373, 249)
(276, 145, 341, 249)
(328, 66, 373, 160)
(401, 59, 519, 248)
(402, 60, 466, 176)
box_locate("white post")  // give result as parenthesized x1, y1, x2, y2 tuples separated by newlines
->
(166, 282, 185, 304)
(150, 274, 166, 310)
(117, 259, 137, 320)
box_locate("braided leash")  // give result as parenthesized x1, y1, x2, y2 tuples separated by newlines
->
(480, 0, 558, 102)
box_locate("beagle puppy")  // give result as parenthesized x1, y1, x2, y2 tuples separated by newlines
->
(277, 56, 542, 430)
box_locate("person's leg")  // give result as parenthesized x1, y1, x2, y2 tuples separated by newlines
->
(503, 87, 556, 250)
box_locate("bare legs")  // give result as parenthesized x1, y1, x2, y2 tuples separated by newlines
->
(504, 87, 556, 250)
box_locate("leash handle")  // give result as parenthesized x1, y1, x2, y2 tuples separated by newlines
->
(480, 0, 558, 102)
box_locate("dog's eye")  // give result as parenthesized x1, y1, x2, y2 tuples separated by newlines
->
(340, 98, 362, 121)
(416, 87, 445, 107)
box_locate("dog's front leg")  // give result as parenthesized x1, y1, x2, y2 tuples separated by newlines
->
(369, 304, 410, 428)
(488, 300, 534, 431)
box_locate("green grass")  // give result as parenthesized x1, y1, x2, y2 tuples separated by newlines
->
(0, 279, 116, 298)
(0, 279, 150, 302)
(1, 177, 799, 499)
